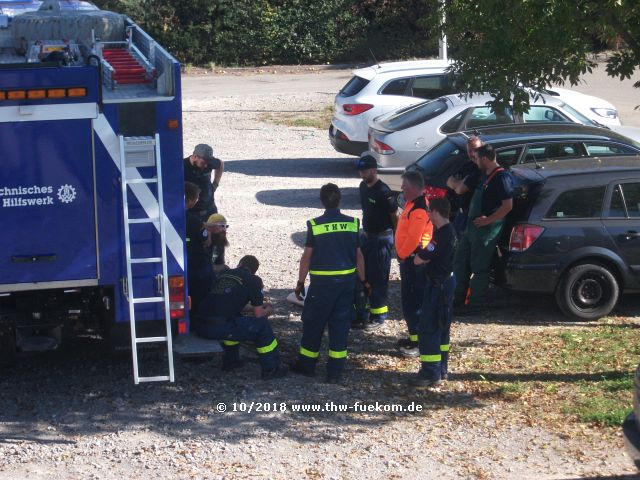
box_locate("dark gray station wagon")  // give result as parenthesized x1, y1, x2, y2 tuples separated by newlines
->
(497, 157, 640, 320)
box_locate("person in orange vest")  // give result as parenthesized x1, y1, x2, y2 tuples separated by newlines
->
(394, 170, 433, 357)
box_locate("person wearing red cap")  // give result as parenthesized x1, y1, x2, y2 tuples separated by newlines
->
(394, 170, 433, 357)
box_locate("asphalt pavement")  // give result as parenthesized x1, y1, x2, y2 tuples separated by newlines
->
(182, 62, 640, 126)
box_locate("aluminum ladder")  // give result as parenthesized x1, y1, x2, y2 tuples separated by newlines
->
(119, 134, 175, 384)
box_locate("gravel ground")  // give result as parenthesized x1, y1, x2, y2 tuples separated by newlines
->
(1, 74, 638, 479)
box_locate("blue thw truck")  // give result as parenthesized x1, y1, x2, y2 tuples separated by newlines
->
(0, 0, 214, 383)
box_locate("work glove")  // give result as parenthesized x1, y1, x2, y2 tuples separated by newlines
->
(295, 281, 305, 301)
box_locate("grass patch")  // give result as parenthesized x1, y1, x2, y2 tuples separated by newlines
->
(496, 381, 529, 399)
(565, 376, 634, 426)
(459, 323, 640, 428)
(258, 105, 333, 130)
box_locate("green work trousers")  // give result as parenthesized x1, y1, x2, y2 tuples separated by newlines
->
(453, 220, 504, 307)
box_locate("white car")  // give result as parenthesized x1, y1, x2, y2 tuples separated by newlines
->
(545, 87, 621, 126)
(329, 60, 622, 156)
(329, 59, 453, 156)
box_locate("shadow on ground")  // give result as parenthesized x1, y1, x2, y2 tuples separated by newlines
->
(0, 283, 637, 447)
(225, 157, 357, 179)
(256, 187, 359, 209)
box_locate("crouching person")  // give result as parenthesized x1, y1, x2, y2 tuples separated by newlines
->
(194, 255, 287, 380)
(412, 198, 457, 387)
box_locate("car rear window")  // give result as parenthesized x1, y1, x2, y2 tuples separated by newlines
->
(381, 78, 410, 96)
(545, 186, 606, 219)
(378, 98, 449, 131)
(339, 76, 370, 97)
(415, 138, 466, 183)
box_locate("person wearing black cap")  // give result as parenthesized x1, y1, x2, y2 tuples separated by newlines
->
(356, 152, 398, 331)
(184, 144, 224, 220)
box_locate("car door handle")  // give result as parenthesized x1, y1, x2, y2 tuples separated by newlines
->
(620, 231, 640, 241)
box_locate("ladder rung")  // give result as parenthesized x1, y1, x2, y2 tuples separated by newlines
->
(130, 257, 162, 264)
(138, 376, 171, 383)
(127, 178, 158, 184)
(136, 336, 168, 343)
(128, 217, 159, 224)
(132, 297, 164, 304)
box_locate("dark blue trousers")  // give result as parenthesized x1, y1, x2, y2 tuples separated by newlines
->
(187, 265, 213, 318)
(196, 316, 279, 371)
(361, 232, 393, 322)
(418, 274, 456, 381)
(399, 259, 426, 342)
(297, 279, 355, 377)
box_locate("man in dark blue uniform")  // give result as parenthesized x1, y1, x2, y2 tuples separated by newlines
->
(413, 197, 457, 387)
(183, 144, 224, 220)
(185, 182, 213, 317)
(194, 255, 286, 379)
(291, 183, 366, 383)
(356, 153, 397, 332)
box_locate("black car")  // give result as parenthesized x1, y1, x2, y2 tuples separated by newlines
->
(408, 123, 640, 193)
(497, 157, 640, 320)
(411, 131, 640, 319)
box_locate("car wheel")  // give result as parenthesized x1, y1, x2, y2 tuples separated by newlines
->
(555, 263, 619, 320)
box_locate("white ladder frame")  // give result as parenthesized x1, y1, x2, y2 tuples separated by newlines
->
(119, 134, 175, 384)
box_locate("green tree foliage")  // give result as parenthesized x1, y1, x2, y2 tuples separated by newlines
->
(92, 0, 440, 66)
(443, 0, 640, 113)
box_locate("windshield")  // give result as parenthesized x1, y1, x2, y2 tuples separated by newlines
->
(559, 103, 598, 126)
(378, 98, 449, 131)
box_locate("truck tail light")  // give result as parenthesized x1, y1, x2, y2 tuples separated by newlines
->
(424, 186, 447, 199)
(48, 89, 66, 98)
(168, 275, 185, 320)
(7, 90, 26, 100)
(67, 87, 87, 98)
(510, 224, 545, 252)
(343, 103, 373, 115)
(372, 139, 395, 155)
(27, 90, 46, 99)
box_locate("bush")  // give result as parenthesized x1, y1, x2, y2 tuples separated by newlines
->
(93, 0, 441, 66)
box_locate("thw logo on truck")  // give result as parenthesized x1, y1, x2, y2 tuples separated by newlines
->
(57, 184, 76, 203)
(0, 184, 78, 208)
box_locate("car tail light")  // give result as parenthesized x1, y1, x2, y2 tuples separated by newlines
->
(424, 186, 447, 199)
(510, 224, 545, 252)
(343, 103, 373, 115)
(168, 275, 185, 320)
(337, 131, 349, 141)
(372, 139, 395, 155)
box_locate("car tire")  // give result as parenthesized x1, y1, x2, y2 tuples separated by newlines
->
(555, 263, 619, 320)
